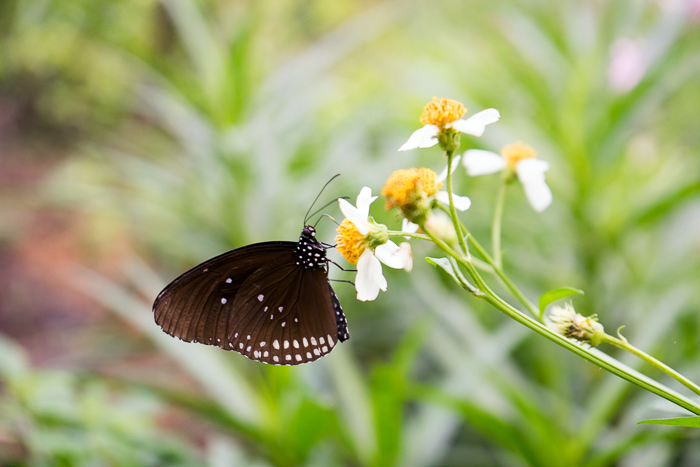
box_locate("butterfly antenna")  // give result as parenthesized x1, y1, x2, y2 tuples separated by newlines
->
(313, 213, 340, 229)
(304, 174, 342, 225)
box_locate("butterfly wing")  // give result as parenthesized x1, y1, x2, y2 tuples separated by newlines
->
(154, 242, 294, 346)
(153, 241, 348, 365)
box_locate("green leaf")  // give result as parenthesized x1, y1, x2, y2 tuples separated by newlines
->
(425, 257, 462, 286)
(638, 417, 700, 427)
(538, 287, 585, 314)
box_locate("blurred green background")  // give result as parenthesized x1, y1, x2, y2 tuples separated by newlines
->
(1, 0, 700, 465)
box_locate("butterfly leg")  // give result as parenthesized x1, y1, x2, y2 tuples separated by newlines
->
(328, 259, 356, 272)
(330, 279, 355, 287)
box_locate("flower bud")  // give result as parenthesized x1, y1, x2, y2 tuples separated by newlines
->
(546, 303, 605, 347)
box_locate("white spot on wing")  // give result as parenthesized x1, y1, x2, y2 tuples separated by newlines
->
(303, 338, 309, 347)
(328, 335, 335, 347)
(286, 355, 292, 361)
(260, 341, 266, 347)
(221, 298, 227, 304)
(322, 346, 328, 353)
(306, 352, 312, 359)
(293, 340, 299, 349)
(273, 356, 279, 362)
(273, 340, 280, 349)
(284, 340, 289, 349)
(319, 337, 325, 345)
(313, 348, 320, 356)
(311, 337, 317, 346)
(295, 354, 302, 362)
(258, 294, 264, 302)
(226, 278, 232, 283)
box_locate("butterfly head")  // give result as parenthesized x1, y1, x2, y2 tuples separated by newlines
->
(296, 226, 327, 270)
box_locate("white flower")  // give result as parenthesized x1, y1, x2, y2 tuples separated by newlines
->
(402, 218, 419, 236)
(435, 155, 471, 211)
(337, 187, 408, 301)
(463, 143, 552, 212)
(399, 109, 501, 152)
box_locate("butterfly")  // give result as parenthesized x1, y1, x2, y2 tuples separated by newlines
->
(152, 182, 349, 365)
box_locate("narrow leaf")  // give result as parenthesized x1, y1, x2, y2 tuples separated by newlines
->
(638, 417, 700, 427)
(425, 257, 462, 286)
(538, 287, 584, 314)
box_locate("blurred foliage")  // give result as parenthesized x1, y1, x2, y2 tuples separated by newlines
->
(2, 0, 700, 465)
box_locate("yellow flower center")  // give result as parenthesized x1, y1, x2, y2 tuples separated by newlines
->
(501, 141, 536, 169)
(381, 168, 440, 210)
(419, 97, 466, 128)
(335, 219, 367, 265)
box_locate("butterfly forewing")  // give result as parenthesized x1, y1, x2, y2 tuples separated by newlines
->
(153, 227, 349, 365)
(153, 242, 292, 345)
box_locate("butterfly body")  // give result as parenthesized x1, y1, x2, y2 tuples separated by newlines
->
(153, 226, 349, 365)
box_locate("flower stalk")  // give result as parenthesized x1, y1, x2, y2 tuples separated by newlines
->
(602, 332, 700, 398)
(428, 172, 700, 415)
(491, 182, 508, 269)
(445, 151, 470, 258)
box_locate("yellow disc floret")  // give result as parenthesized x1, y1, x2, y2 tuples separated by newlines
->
(335, 219, 366, 265)
(382, 168, 439, 210)
(501, 141, 537, 169)
(382, 168, 439, 224)
(419, 97, 466, 128)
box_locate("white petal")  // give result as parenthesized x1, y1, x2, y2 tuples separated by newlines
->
(402, 218, 419, 234)
(515, 158, 549, 183)
(516, 159, 552, 212)
(399, 242, 413, 272)
(355, 186, 377, 220)
(522, 179, 552, 212)
(398, 125, 440, 151)
(447, 108, 500, 137)
(436, 154, 461, 183)
(462, 149, 507, 176)
(356, 249, 386, 301)
(374, 240, 405, 269)
(436, 191, 471, 211)
(338, 198, 371, 235)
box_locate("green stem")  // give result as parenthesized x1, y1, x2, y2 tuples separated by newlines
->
(492, 182, 508, 269)
(436, 204, 539, 319)
(386, 231, 431, 241)
(445, 151, 469, 258)
(604, 334, 700, 398)
(422, 224, 700, 414)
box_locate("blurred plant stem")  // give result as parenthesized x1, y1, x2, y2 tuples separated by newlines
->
(491, 182, 507, 269)
(436, 204, 539, 318)
(445, 151, 469, 258)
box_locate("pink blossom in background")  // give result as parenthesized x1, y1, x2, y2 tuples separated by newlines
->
(692, 0, 700, 21)
(607, 38, 647, 93)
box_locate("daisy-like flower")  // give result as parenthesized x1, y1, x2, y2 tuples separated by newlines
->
(336, 187, 409, 301)
(546, 303, 605, 347)
(399, 97, 500, 152)
(382, 158, 470, 224)
(463, 141, 553, 212)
